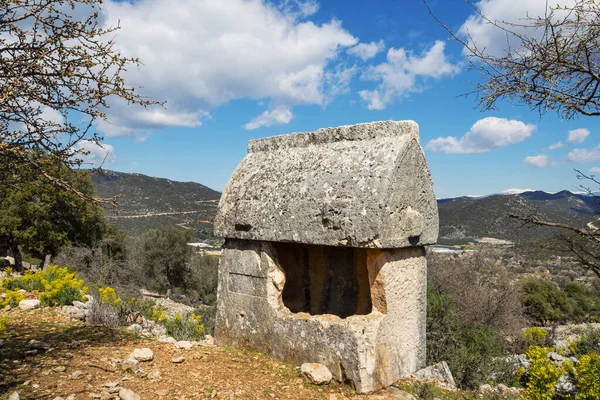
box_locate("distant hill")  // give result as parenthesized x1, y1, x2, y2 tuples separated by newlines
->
(91, 170, 221, 240)
(437, 190, 600, 245)
(91, 170, 600, 246)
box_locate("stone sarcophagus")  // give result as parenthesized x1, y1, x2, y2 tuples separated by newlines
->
(214, 120, 438, 393)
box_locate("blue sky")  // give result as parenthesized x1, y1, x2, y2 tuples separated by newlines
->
(82, 0, 600, 198)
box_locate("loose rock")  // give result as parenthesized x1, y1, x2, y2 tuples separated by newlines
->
(129, 348, 153, 362)
(121, 358, 139, 373)
(300, 363, 332, 385)
(8, 392, 19, 400)
(119, 388, 141, 400)
(174, 341, 193, 350)
(18, 299, 40, 311)
(414, 361, 456, 388)
(71, 370, 86, 380)
(147, 369, 160, 379)
(171, 356, 185, 363)
(29, 340, 51, 351)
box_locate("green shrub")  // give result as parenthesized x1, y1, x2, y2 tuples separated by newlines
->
(0, 316, 9, 332)
(426, 283, 505, 389)
(2, 271, 45, 292)
(575, 352, 600, 400)
(0, 290, 24, 308)
(521, 278, 568, 324)
(569, 328, 600, 358)
(1, 266, 87, 306)
(522, 327, 548, 348)
(38, 266, 86, 306)
(193, 305, 216, 336)
(524, 346, 563, 400)
(162, 312, 204, 341)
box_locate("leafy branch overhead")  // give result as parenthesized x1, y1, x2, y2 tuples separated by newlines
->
(425, 0, 600, 118)
(0, 0, 161, 205)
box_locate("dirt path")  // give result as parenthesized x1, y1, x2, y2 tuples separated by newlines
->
(0, 308, 364, 400)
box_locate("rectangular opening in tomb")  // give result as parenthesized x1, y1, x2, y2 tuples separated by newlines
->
(271, 242, 374, 318)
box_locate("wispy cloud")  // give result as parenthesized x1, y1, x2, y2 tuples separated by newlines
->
(426, 117, 535, 154)
(244, 106, 293, 130)
(547, 141, 565, 150)
(524, 154, 549, 168)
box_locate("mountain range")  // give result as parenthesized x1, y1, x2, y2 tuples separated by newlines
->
(91, 170, 600, 245)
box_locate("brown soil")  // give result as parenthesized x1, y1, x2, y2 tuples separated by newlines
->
(0, 307, 368, 400)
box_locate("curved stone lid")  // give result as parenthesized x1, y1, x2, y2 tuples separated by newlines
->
(214, 120, 439, 248)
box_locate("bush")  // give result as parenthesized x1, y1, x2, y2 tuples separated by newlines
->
(426, 283, 505, 389)
(428, 249, 525, 338)
(1, 266, 88, 306)
(569, 328, 600, 357)
(524, 346, 563, 400)
(522, 327, 548, 348)
(520, 278, 600, 325)
(38, 266, 87, 306)
(0, 290, 24, 308)
(162, 311, 204, 341)
(2, 270, 45, 292)
(87, 297, 120, 328)
(0, 316, 9, 332)
(98, 286, 121, 307)
(521, 278, 568, 324)
(575, 352, 600, 400)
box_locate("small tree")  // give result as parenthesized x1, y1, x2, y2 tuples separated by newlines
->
(0, 161, 105, 271)
(139, 227, 195, 291)
(0, 0, 157, 203)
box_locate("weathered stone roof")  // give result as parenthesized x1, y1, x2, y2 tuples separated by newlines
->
(214, 120, 438, 248)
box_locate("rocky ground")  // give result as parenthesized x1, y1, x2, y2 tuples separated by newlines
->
(1, 307, 442, 400)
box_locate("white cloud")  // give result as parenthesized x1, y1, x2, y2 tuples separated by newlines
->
(568, 128, 590, 143)
(39, 106, 65, 125)
(244, 106, 294, 130)
(590, 167, 600, 173)
(567, 146, 600, 163)
(347, 40, 385, 60)
(100, 0, 357, 137)
(425, 117, 536, 154)
(524, 154, 549, 168)
(278, 0, 320, 18)
(458, 0, 575, 56)
(74, 141, 116, 166)
(547, 141, 565, 150)
(359, 41, 460, 110)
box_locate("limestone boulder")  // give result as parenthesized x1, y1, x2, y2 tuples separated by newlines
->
(414, 361, 456, 388)
(130, 348, 154, 362)
(119, 388, 141, 400)
(18, 299, 40, 311)
(300, 363, 332, 385)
